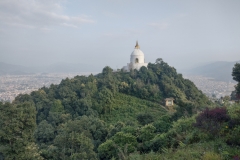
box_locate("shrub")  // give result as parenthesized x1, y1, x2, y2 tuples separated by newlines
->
(138, 124, 156, 142)
(112, 132, 137, 153)
(150, 133, 169, 152)
(225, 126, 240, 146)
(227, 104, 240, 120)
(137, 113, 154, 125)
(194, 107, 230, 136)
(233, 155, 240, 160)
(98, 140, 115, 160)
(202, 152, 221, 160)
(108, 121, 125, 138)
(121, 126, 137, 136)
(138, 124, 156, 153)
(172, 116, 195, 133)
(153, 115, 172, 133)
(228, 119, 240, 129)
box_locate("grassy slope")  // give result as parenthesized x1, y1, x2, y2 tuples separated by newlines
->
(101, 93, 167, 125)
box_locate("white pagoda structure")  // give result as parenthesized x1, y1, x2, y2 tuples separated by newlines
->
(122, 41, 148, 71)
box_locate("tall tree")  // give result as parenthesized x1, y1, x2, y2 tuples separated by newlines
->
(53, 131, 97, 159)
(0, 102, 43, 160)
(232, 63, 240, 94)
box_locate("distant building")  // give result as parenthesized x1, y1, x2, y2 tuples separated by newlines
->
(122, 41, 148, 71)
(165, 98, 174, 106)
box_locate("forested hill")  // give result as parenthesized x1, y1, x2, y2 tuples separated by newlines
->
(0, 59, 213, 160)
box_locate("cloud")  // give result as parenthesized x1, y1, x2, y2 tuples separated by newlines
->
(102, 28, 144, 38)
(176, 13, 188, 18)
(149, 22, 169, 30)
(124, 29, 144, 35)
(0, 0, 95, 30)
(40, 27, 52, 32)
(61, 23, 78, 28)
(102, 11, 120, 18)
(102, 33, 126, 38)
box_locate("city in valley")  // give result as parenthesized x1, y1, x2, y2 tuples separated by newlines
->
(0, 73, 236, 102)
(184, 75, 236, 99)
(0, 73, 92, 102)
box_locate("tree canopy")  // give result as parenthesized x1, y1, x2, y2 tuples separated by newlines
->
(232, 63, 240, 94)
(5, 59, 238, 159)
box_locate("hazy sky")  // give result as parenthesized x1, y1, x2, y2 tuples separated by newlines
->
(0, 0, 240, 71)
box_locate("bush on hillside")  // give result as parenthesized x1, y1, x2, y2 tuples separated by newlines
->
(194, 107, 230, 136)
(225, 126, 240, 146)
(202, 152, 222, 160)
(137, 113, 154, 125)
(153, 115, 172, 133)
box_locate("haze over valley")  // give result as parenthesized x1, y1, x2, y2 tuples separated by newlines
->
(0, 60, 238, 102)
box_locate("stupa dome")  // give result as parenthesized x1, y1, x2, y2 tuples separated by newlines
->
(131, 49, 144, 56)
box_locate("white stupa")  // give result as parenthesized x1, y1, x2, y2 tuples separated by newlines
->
(122, 41, 148, 71)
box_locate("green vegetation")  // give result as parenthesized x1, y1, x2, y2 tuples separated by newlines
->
(232, 63, 240, 95)
(0, 102, 43, 160)
(1, 59, 240, 159)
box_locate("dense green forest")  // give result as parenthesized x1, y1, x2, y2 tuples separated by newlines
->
(1, 59, 240, 160)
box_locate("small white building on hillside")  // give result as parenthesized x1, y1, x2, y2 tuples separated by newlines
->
(122, 41, 148, 71)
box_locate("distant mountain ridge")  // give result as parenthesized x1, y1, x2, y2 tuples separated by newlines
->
(0, 62, 100, 75)
(2, 61, 240, 82)
(0, 62, 33, 75)
(185, 61, 240, 82)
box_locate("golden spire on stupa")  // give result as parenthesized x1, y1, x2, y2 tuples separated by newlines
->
(135, 41, 140, 49)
